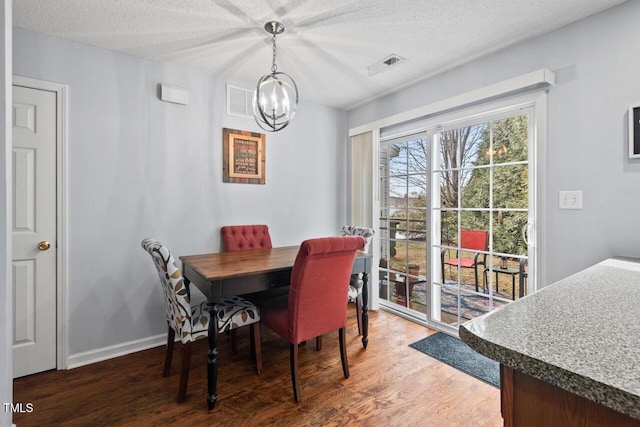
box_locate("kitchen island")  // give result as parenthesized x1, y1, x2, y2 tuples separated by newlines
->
(460, 257, 640, 426)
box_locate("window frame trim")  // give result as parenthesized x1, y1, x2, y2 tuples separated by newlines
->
(350, 68, 553, 135)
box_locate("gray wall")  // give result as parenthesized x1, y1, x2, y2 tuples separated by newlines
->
(13, 27, 348, 358)
(349, 0, 640, 286)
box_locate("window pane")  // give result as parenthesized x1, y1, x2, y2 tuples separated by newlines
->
(436, 170, 459, 208)
(439, 282, 461, 326)
(438, 131, 459, 171)
(406, 208, 427, 242)
(391, 210, 408, 235)
(406, 243, 427, 278)
(407, 139, 428, 178)
(440, 210, 459, 247)
(492, 211, 528, 257)
(460, 210, 490, 234)
(407, 174, 427, 203)
(493, 164, 528, 209)
(393, 272, 409, 307)
(379, 145, 390, 178)
(388, 175, 407, 201)
(380, 241, 393, 263)
(459, 123, 488, 170)
(461, 166, 489, 209)
(379, 205, 390, 223)
(492, 115, 528, 164)
(379, 274, 392, 301)
(389, 142, 407, 176)
(406, 190, 426, 209)
(390, 239, 407, 272)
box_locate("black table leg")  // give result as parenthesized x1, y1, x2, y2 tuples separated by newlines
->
(361, 272, 369, 349)
(207, 303, 219, 410)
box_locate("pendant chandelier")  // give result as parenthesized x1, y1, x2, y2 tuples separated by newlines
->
(252, 21, 299, 132)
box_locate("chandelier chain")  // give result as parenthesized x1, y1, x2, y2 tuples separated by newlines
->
(271, 34, 278, 73)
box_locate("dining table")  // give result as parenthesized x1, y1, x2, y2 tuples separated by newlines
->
(180, 245, 372, 410)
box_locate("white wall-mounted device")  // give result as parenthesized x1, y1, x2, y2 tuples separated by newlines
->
(158, 84, 189, 105)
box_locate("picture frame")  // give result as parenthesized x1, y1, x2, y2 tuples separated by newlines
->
(222, 128, 266, 184)
(629, 104, 640, 158)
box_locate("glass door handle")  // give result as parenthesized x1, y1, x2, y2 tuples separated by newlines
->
(522, 223, 533, 246)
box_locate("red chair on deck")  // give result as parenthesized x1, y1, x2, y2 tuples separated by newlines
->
(441, 230, 488, 292)
(260, 236, 365, 402)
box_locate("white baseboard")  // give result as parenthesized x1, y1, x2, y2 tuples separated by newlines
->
(66, 333, 167, 369)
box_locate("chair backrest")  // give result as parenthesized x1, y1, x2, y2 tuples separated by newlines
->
(288, 236, 365, 343)
(460, 230, 489, 251)
(340, 226, 375, 253)
(221, 224, 273, 252)
(141, 238, 195, 343)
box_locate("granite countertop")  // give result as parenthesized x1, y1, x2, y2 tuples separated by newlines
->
(459, 257, 640, 421)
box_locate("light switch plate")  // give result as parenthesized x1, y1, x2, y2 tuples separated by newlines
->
(559, 190, 583, 209)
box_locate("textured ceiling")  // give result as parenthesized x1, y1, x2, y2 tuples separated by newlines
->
(13, 0, 627, 110)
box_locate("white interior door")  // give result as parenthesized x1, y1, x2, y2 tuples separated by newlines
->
(12, 84, 57, 378)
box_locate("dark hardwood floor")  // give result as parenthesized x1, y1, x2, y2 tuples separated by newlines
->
(13, 306, 501, 426)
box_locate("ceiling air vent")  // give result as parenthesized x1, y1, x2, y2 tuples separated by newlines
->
(367, 54, 405, 76)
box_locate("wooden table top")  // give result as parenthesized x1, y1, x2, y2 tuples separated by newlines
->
(180, 246, 300, 281)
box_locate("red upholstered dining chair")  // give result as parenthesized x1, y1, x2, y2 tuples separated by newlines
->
(441, 229, 489, 292)
(221, 224, 279, 353)
(260, 236, 365, 402)
(221, 224, 272, 252)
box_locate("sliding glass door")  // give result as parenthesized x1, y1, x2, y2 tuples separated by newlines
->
(377, 105, 536, 330)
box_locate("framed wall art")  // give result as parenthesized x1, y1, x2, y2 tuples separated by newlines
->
(222, 128, 266, 184)
(629, 104, 640, 158)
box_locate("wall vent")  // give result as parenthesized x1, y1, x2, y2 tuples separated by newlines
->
(226, 84, 254, 118)
(367, 54, 405, 76)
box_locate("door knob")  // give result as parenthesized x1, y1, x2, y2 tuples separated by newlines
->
(38, 241, 51, 251)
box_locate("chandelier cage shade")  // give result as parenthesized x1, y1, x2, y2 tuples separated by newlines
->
(252, 21, 299, 132)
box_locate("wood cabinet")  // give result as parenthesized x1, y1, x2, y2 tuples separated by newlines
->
(500, 365, 640, 427)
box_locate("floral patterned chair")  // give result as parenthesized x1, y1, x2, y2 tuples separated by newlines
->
(340, 226, 375, 335)
(141, 238, 261, 403)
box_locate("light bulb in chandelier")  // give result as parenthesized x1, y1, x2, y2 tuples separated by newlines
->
(252, 21, 299, 132)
